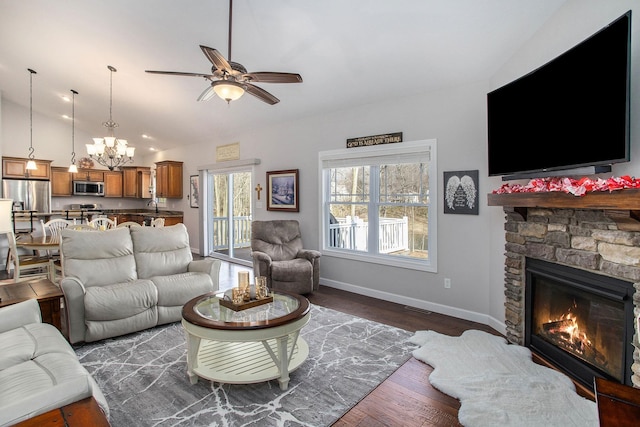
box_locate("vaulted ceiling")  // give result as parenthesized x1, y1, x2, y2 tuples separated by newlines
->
(0, 0, 566, 153)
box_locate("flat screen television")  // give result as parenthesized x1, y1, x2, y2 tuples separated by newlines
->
(487, 11, 631, 180)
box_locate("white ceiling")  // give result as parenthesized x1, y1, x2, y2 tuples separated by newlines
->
(0, 0, 566, 154)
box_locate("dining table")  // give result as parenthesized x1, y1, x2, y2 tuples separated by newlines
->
(15, 234, 61, 251)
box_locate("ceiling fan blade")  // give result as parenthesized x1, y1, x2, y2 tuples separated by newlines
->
(244, 83, 280, 105)
(197, 86, 216, 102)
(145, 70, 214, 79)
(200, 45, 232, 74)
(243, 72, 303, 84)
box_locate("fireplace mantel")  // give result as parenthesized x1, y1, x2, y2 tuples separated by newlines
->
(487, 189, 640, 210)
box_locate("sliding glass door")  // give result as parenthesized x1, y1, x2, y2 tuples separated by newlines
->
(206, 168, 253, 264)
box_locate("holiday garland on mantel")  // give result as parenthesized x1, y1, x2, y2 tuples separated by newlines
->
(493, 176, 640, 197)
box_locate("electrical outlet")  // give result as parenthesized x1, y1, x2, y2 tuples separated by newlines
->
(444, 278, 451, 289)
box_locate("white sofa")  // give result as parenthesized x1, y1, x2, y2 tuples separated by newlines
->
(60, 223, 221, 344)
(0, 299, 109, 426)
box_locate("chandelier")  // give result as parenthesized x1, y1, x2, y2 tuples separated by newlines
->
(86, 65, 135, 170)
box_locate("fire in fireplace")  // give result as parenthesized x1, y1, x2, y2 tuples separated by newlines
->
(525, 258, 635, 390)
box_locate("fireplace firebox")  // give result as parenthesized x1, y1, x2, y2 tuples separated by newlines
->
(525, 258, 635, 390)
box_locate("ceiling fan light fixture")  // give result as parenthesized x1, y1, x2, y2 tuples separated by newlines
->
(213, 81, 245, 103)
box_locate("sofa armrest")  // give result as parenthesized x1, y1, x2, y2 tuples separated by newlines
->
(60, 276, 88, 344)
(0, 299, 42, 333)
(297, 248, 321, 261)
(188, 258, 222, 291)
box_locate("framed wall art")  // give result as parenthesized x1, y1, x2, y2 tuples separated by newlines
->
(189, 175, 199, 208)
(443, 170, 479, 215)
(267, 169, 299, 212)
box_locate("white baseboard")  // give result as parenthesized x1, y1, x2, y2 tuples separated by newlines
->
(320, 277, 507, 336)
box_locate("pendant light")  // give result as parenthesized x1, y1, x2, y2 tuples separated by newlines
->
(68, 89, 79, 173)
(26, 68, 38, 171)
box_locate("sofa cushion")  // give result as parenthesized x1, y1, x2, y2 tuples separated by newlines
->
(130, 224, 193, 279)
(83, 279, 159, 343)
(152, 272, 213, 307)
(61, 227, 137, 286)
(0, 323, 76, 371)
(272, 258, 313, 283)
(84, 280, 158, 321)
(0, 358, 95, 426)
(0, 322, 104, 426)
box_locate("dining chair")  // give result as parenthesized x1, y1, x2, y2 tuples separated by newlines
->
(41, 218, 75, 237)
(40, 218, 75, 278)
(150, 218, 165, 227)
(88, 217, 117, 230)
(116, 221, 142, 228)
(6, 231, 54, 282)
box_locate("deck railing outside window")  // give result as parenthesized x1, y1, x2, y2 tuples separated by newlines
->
(328, 216, 408, 253)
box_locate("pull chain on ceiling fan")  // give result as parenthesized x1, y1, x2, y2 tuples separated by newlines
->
(145, 0, 302, 105)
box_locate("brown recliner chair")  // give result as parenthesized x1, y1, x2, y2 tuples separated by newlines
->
(250, 220, 321, 294)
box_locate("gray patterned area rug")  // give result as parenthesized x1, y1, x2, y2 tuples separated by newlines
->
(74, 304, 415, 427)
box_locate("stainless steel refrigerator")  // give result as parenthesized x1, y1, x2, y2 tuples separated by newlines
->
(2, 179, 51, 213)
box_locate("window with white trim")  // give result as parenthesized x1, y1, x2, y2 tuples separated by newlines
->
(319, 140, 437, 272)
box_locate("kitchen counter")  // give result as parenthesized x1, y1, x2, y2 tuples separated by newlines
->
(100, 209, 184, 218)
(12, 209, 184, 232)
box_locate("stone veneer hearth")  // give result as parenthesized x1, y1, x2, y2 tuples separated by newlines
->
(501, 206, 640, 387)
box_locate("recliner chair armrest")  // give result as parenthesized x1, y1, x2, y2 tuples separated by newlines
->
(251, 251, 273, 266)
(297, 249, 321, 261)
(0, 299, 42, 333)
(188, 258, 222, 291)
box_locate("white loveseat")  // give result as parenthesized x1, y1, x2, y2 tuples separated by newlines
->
(0, 299, 109, 426)
(60, 223, 220, 344)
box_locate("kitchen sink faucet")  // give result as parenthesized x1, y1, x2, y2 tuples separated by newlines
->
(147, 199, 159, 214)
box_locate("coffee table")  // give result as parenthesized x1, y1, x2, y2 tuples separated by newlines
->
(181, 290, 310, 390)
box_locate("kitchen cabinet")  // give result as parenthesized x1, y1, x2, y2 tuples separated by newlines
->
(2, 156, 51, 180)
(122, 166, 151, 198)
(162, 216, 183, 226)
(155, 161, 183, 198)
(103, 171, 123, 198)
(51, 167, 73, 196)
(73, 169, 104, 182)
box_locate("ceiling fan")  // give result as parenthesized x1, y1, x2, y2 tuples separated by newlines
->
(145, 0, 302, 105)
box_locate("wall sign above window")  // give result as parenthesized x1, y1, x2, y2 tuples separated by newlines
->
(346, 132, 402, 148)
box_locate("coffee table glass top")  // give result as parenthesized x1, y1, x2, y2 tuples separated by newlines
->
(182, 291, 310, 330)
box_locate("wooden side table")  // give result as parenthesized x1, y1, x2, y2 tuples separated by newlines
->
(12, 396, 109, 427)
(595, 377, 640, 426)
(0, 278, 64, 332)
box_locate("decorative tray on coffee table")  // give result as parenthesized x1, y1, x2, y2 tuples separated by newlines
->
(219, 296, 274, 311)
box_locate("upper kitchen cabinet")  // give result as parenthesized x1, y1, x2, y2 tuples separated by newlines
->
(104, 171, 123, 198)
(73, 169, 104, 182)
(122, 166, 151, 198)
(2, 157, 51, 180)
(155, 161, 183, 198)
(51, 166, 72, 196)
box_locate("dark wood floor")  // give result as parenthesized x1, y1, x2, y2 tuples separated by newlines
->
(220, 261, 500, 427)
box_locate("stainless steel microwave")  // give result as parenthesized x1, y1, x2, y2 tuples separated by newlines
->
(73, 181, 105, 196)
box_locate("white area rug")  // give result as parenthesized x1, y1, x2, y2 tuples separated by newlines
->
(410, 329, 599, 427)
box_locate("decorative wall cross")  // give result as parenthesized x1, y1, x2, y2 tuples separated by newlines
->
(255, 184, 263, 200)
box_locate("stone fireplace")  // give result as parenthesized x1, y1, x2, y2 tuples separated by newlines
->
(488, 190, 640, 390)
